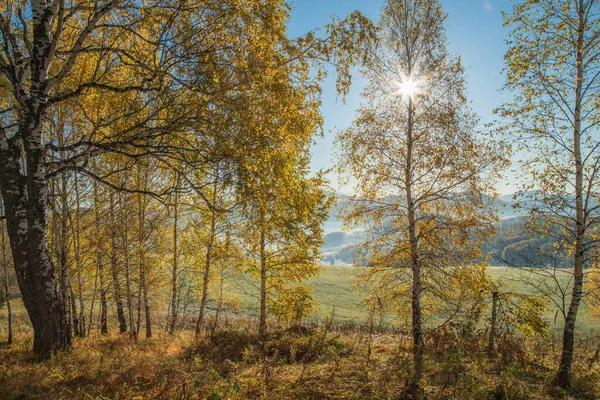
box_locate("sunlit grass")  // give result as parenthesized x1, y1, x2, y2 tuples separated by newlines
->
(1, 266, 600, 399)
(216, 265, 599, 333)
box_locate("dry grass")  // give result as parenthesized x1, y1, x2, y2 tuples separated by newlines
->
(1, 315, 600, 400)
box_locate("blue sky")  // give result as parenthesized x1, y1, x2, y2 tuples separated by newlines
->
(287, 0, 516, 194)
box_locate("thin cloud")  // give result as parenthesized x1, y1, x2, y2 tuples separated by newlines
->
(483, 0, 493, 12)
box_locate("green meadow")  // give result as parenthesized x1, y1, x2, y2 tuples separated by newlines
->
(228, 265, 599, 334)
(2, 265, 597, 336)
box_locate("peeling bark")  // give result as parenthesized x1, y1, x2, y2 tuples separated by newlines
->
(0, 0, 73, 357)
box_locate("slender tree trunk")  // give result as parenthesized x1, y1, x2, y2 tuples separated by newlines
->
(111, 251, 128, 333)
(74, 173, 85, 337)
(141, 270, 152, 338)
(135, 185, 151, 338)
(50, 179, 61, 282)
(557, 1, 586, 387)
(195, 183, 218, 337)
(50, 178, 72, 328)
(136, 266, 142, 337)
(3, 265, 12, 345)
(488, 291, 498, 357)
(1, 198, 13, 345)
(405, 95, 423, 399)
(87, 257, 98, 337)
(169, 185, 180, 336)
(212, 237, 228, 338)
(92, 179, 108, 335)
(69, 282, 79, 337)
(117, 189, 137, 338)
(212, 265, 225, 337)
(99, 254, 108, 335)
(58, 155, 72, 338)
(121, 191, 137, 339)
(195, 217, 215, 337)
(125, 262, 137, 339)
(179, 281, 193, 329)
(259, 226, 268, 339)
(108, 191, 127, 333)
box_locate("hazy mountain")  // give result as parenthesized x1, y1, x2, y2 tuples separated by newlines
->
(320, 192, 534, 265)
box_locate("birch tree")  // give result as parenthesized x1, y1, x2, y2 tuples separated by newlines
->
(498, 0, 600, 388)
(337, 0, 505, 397)
(243, 170, 328, 338)
(0, 0, 373, 356)
(193, 161, 234, 336)
(0, 0, 184, 356)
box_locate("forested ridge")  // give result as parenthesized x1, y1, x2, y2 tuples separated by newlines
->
(323, 213, 573, 267)
(1, 0, 600, 399)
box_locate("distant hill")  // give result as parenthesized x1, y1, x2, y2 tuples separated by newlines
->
(320, 192, 567, 266)
(321, 231, 365, 265)
(323, 192, 529, 232)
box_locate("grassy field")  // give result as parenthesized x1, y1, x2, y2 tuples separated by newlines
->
(227, 265, 599, 334)
(1, 266, 600, 399)
(1, 265, 598, 337)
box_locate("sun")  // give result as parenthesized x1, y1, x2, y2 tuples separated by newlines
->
(398, 79, 420, 98)
(394, 76, 421, 100)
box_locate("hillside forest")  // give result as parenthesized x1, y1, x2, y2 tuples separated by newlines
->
(2, 0, 600, 399)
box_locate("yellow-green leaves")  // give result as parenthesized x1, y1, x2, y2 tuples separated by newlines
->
(337, 0, 507, 328)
